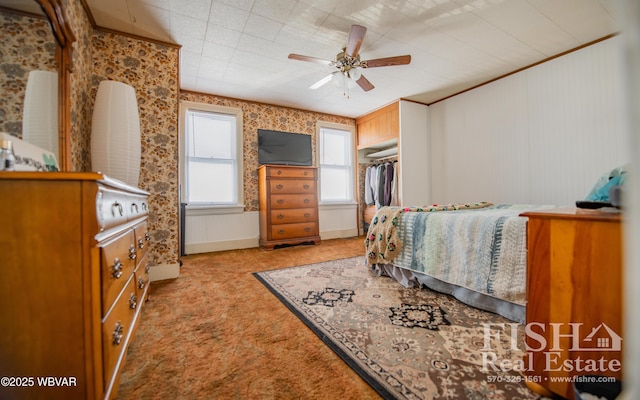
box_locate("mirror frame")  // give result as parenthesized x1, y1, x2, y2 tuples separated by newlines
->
(35, 0, 75, 171)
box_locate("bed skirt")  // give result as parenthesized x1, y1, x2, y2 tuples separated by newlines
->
(372, 263, 525, 323)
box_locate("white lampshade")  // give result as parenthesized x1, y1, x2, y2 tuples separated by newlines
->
(350, 68, 361, 81)
(22, 70, 58, 158)
(91, 80, 141, 187)
(332, 72, 345, 87)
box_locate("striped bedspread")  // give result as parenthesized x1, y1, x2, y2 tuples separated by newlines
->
(386, 204, 553, 306)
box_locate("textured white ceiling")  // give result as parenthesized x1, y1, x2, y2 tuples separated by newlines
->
(85, 0, 619, 117)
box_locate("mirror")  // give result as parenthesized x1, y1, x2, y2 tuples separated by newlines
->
(0, 0, 74, 171)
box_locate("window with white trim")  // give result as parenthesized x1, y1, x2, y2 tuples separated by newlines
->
(318, 122, 355, 203)
(180, 102, 243, 208)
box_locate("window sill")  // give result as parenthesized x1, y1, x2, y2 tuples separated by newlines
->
(185, 204, 245, 216)
(319, 202, 358, 210)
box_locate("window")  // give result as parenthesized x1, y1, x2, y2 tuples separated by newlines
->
(180, 101, 243, 210)
(317, 122, 355, 203)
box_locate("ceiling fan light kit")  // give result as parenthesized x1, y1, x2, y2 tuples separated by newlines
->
(288, 24, 411, 96)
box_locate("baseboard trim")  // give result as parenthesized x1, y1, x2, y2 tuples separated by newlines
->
(320, 228, 359, 240)
(149, 262, 181, 282)
(185, 237, 259, 254)
(184, 231, 357, 254)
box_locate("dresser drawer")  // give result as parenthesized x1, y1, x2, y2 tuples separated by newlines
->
(102, 276, 138, 391)
(101, 229, 136, 316)
(271, 222, 318, 240)
(269, 179, 316, 194)
(96, 188, 130, 231)
(133, 221, 150, 263)
(266, 167, 316, 178)
(270, 208, 317, 225)
(134, 253, 150, 302)
(270, 194, 317, 209)
(126, 194, 149, 222)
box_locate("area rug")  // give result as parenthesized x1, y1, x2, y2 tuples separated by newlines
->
(254, 257, 539, 400)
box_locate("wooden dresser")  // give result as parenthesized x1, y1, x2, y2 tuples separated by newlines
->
(0, 172, 151, 400)
(258, 165, 321, 250)
(521, 208, 623, 399)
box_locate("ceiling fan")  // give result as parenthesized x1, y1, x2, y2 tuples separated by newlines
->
(288, 24, 411, 94)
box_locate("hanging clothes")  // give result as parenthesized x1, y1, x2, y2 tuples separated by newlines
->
(364, 165, 374, 205)
(375, 164, 386, 209)
(384, 162, 394, 206)
(390, 162, 399, 206)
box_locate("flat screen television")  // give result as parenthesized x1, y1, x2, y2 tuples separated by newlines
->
(258, 129, 313, 166)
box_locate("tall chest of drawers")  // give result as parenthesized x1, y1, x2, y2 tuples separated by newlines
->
(258, 165, 321, 250)
(0, 172, 150, 400)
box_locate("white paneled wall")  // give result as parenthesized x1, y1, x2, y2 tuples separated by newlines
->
(429, 36, 629, 206)
(185, 211, 259, 254)
(318, 204, 359, 240)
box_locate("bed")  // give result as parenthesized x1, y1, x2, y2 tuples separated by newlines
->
(364, 203, 554, 323)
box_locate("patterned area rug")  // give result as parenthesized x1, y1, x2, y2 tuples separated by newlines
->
(254, 257, 540, 400)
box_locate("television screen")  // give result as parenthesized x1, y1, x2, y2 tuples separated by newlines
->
(258, 129, 313, 166)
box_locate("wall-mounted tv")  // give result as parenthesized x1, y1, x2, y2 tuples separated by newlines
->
(258, 129, 313, 166)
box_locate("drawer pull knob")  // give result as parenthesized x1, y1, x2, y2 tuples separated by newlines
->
(305, 227, 311, 232)
(112, 258, 123, 279)
(277, 170, 282, 175)
(277, 214, 285, 219)
(138, 238, 145, 249)
(131, 203, 139, 213)
(138, 277, 146, 289)
(303, 184, 310, 189)
(276, 184, 283, 189)
(304, 171, 308, 176)
(303, 198, 310, 203)
(304, 213, 311, 218)
(277, 199, 284, 204)
(129, 293, 137, 309)
(129, 245, 137, 260)
(145, 265, 150, 274)
(111, 201, 123, 217)
(145, 232, 151, 241)
(112, 322, 124, 345)
(278, 229, 285, 234)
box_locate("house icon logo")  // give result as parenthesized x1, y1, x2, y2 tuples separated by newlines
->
(579, 323, 622, 352)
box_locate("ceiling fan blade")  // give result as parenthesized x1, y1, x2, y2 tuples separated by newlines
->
(288, 54, 333, 66)
(355, 75, 374, 92)
(364, 55, 411, 68)
(309, 73, 336, 89)
(345, 25, 367, 57)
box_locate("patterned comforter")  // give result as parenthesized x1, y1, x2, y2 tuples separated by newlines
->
(367, 204, 553, 314)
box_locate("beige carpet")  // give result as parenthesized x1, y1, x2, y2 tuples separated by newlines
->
(117, 237, 381, 399)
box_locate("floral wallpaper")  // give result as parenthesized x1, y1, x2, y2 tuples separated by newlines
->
(90, 32, 180, 266)
(61, 0, 181, 267)
(0, 10, 56, 136)
(179, 91, 356, 212)
(65, 0, 94, 173)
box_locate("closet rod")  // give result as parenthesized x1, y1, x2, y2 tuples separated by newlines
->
(368, 155, 398, 163)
